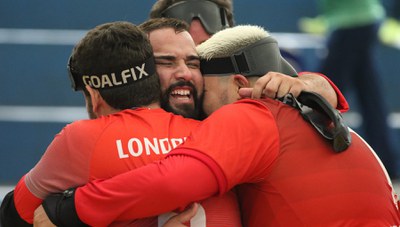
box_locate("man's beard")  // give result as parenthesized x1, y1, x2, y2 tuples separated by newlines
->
(160, 81, 203, 120)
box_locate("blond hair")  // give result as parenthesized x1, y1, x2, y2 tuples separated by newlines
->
(196, 25, 270, 60)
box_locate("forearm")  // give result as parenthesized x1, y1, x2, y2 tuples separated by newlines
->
(44, 154, 219, 227)
(298, 72, 349, 112)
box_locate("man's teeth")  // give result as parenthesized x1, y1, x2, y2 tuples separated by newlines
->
(171, 90, 191, 96)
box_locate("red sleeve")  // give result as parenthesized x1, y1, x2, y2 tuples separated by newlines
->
(299, 71, 349, 112)
(175, 99, 280, 191)
(75, 154, 219, 227)
(75, 100, 279, 226)
(13, 175, 42, 224)
(13, 122, 93, 223)
(25, 122, 92, 198)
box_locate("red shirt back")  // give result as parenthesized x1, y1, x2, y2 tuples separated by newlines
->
(177, 99, 400, 226)
(16, 108, 242, 226)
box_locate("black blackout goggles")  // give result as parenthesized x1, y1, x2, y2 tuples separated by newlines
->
(200, 36, 298, 77)
(284, 91, 352, 152)
(199, 36, 351, 152)
(161, 0, 229, 35)
(68, 56, 156, 91)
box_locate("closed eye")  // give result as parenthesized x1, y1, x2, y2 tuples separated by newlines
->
(187, 62, 200, 69)
(155, 61, 173, 66)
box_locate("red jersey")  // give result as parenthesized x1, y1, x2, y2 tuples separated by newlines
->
(177, 99, 400, 226)
(13, 108, 241, 226)
(74, 99, 399, 226)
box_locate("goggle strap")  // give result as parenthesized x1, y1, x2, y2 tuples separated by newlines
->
(201, 53, 249, 75)
(281, 92, 352, 153)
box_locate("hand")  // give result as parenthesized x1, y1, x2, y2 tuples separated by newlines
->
(163, 203, 199, 227)
(33, 205, 56, 227)
(239, 71, 305, 99)
(239, 72, 338, 108)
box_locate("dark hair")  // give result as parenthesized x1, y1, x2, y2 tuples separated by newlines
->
(69, 21, 161, 110)
(149, 0, 234, 26)
(139, 17, 189, 34)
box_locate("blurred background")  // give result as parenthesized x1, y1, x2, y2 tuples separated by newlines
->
(1, 0, 399, 198)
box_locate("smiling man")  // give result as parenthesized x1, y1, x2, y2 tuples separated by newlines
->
(150, 22, 204, 119)
(35, 24, 400, 227)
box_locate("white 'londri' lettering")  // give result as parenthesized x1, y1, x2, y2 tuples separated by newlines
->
(116, 137, 186, 159)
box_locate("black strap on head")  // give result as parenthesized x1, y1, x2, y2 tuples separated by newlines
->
(280, 91, 352, 152)
(198, 33, 351, 151)
(160, 0, 229, 34)
(68, 56, 156, 91)
(200, 36, 298, 77)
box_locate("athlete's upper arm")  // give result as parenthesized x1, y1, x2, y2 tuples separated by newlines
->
(176, 99, 280, 192)
(10, 123, 93, 223)
(25, 123, 92, 200)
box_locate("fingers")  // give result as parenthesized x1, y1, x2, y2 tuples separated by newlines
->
(177, 203, 199, 223)
(252, 74, 272, 98)
(163, 203, 199, 227)
(264, 75, 284, 98)
(33, 205, 56, 227)
(253, 72, 306, 99)
(238, 87, 253, 98)
(287, 86, 302, 98)
(283, 77, 303, 98)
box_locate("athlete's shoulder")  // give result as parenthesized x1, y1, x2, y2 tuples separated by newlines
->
(233, 98, 285, 110)
(212, 98, 277, 119)
(121, 108, 199, 123)
(169, 111, 200, 127)
(131, 108, 201, 130)
(67, 118, 104, 131)
(55, 117, 109, 143)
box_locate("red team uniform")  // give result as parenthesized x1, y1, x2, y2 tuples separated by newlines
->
(12, 108, 242, 226)
(73, 99, 400, 226)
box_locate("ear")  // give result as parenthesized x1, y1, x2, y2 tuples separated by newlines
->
(85, 85, 102, 114)
(233, 74, 250, 89)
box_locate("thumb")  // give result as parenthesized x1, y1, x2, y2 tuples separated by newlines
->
(177, 203, 199, 223)
(162, 203, 199, 227)
(238, 87, 253, 98)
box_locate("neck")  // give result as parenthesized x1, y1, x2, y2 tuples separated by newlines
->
(97, 106, 119, 117)
(97, 102, 161, 118)
(145, 102, 161, 109)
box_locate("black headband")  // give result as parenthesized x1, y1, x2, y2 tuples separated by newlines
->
(200, 37, 297, 77)
(161, 0, 229, 34)
(68, 56, 156, 91)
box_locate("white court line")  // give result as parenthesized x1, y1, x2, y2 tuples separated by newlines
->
(0, 28, 326, 49)
(0, 106, 400, 129)
(0, 28, 86, 45)
(0, 185, 14, 202)
(0, 28, 399, 126)
(3, 28, 399, 49)
(0, 106, 87, 123)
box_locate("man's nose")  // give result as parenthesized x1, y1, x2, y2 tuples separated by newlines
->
(174, 62, 192, 81)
